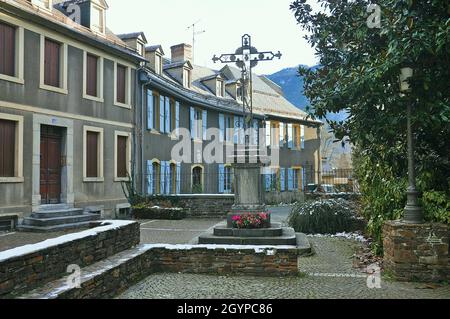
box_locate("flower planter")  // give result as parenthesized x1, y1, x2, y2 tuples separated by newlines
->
(230, 212, 270, 229)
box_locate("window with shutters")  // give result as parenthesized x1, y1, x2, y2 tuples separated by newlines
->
(91, 4, 105, 34)
(0, 119, 16, 178)
(114, 132, 130, 181)
(114, 62, 131, 107)
(83, 126, 103, 182)
(0, 22, 16, 78)
(0, 113, 23, 182)
(0, 21, 23, 84)
(83, 52, 103, 101)
(293, 125, 301, 149)
(44, 38, 60, 88)
(40, 35, 67, 93)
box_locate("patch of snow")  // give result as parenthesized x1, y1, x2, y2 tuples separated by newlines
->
(140, 243, 297, 254)
(308, 232, 368, 243)
(0, 220, 135, 263)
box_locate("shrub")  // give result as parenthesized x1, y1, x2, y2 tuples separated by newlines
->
(288, 199, 363, 234)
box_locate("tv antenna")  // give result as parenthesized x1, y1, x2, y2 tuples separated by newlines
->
(187, 20, 206, 63)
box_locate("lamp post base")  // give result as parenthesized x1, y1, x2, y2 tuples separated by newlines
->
(402, 190, 424, 224)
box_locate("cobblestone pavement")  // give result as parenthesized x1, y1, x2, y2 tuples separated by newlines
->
(139, 218, 223, 244)
(118, 236, 450, 299)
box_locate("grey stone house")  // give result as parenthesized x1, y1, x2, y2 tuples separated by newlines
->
(132, 42, 322, 203)
(0, 0, 144, 225)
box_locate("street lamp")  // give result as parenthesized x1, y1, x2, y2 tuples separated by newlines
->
(399, 66, 424, 224)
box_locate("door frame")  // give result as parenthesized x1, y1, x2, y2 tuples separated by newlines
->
(32, 114, 74, 210)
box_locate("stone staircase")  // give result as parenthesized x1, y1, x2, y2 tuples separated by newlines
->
(18, 204, 101, 232)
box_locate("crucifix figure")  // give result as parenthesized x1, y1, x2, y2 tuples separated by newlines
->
(213, 34, 282, 146)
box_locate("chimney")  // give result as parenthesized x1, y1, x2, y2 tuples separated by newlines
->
(170, 43, 192, 64)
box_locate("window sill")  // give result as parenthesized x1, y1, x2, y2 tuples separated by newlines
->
(83, 94, 104, 103)
(114, 177, 130, 182)
(83, 177, 105, 183)
(0, 74, 24, 85)
(114, 101, 132, 109)
(39, 84, 68, 95)
(0, 177, 24, 183)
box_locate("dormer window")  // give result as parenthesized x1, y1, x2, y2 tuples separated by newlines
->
(183, 68, 191, 88)
(91, 4, 105, 34)
(30, 0, 52, 10)
(217, 80, 224, 97)
(236, 85, 243, 101)
(155, 54, 162, 75)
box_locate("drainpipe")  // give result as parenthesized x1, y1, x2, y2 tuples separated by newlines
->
(137, 68, 152, 194)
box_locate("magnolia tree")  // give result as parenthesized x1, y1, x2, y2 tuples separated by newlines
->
(290, 0, 449, 253)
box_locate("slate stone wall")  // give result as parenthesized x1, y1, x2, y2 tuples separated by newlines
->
(0, 221, 140, 298)
(383, 221, 449, 283)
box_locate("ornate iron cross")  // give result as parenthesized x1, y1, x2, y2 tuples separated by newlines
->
(212, 34, 282, 145)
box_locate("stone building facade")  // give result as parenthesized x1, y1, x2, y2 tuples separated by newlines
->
(0, 0, 143, 218)
(0, 0, 321, 223)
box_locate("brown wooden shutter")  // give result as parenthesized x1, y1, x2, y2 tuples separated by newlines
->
(86, 54, 98, 97)
(116, 64, 126, 104)
(86, 131, 99, 178)
(117, 136, 127, 178)
(0, 22, 16, 77)
(44, 38, 61, 87)
(0, 119, 16, 177)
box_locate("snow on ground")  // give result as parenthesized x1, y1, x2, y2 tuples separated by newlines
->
(308, 232, 368, 243)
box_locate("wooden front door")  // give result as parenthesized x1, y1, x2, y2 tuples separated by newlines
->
(40, 125, 63, 204)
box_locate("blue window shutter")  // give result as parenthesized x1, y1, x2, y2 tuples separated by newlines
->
(265, 121, 271, 147)
(147, 90, 153, 130)
(176, 163, 181, 194)
(190, 107, 195, 139)
(202, 110, 208, 140)
(301, 125, 305, 149)
(219, 114, 225, 143)
(165, 97, 171, 134)
(160, 161, 166, 195)
(252, 119, 259, 145)
(279, 123, 285, 146)
(301, 167, 306, 191)
(264, 168, 271, 192)
(165, 162, 171, 195)
(159, 95, 165, 133)
(288, 124, 293, 149)
(233, 116, 239, 144)
(288, 168, 294, 191)
(218, 164, 225, 194)
(239, 117, 245, 144)
(175, 101, 180, 137)
(280, 168, 286, 192)
(147, 160, 153, 195)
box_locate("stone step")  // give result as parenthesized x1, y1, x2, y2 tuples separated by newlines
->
(37, 204, 74, 212)
(17, 220, 99, 233)
(214, 223, 283, 237)
(19, 246, 146, 299)
(23, 213, 100, 227)
(30, 208, 84, 219)
(198, 227, 299, 246)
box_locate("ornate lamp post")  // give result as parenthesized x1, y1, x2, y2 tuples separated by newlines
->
(399, 66, 424, 224)
(213, 34, 282, 146)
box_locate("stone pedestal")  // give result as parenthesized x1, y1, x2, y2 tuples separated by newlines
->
(383, 221, 449, 283)
(228, 161, 267, 227)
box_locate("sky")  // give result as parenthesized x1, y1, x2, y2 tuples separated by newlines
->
(106, 0, 320, 75)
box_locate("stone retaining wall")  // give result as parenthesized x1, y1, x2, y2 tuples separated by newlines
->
(170, 195, 235, 218)
(383, 221, 449, 283)
(23, 244, 300, 299)
(265, 191, 305, 205)
(0, 221, 140, 298)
